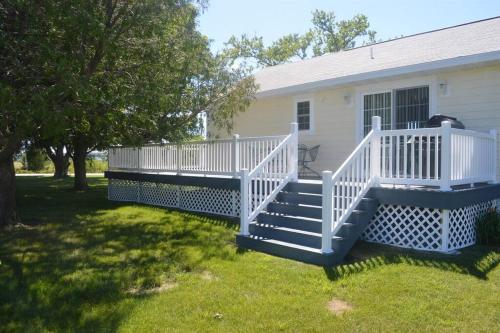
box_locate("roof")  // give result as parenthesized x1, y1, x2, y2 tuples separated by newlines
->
(255, 17, 500, 97)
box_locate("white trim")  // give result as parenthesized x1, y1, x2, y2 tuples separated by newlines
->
(355, 77, 437, 142)
(294, 95, 314, 135)
(256, 50, 500, 98)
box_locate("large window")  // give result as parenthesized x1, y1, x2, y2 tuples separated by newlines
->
(363, 92, 392, 135)
(297, 100, 311, 131)
(363, 86, 429, 136)
(395, 86, 429, 129)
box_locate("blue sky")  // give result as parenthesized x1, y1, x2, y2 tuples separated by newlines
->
(198, 0, 500, 52)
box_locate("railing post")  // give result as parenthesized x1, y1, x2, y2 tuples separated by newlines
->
(232, 134, 240, 177)
(490, 129, 497, 183)
(176, 143, 181, 175)
(440, 121, 452, 191)
(321, 170, 333, 253)
(370, 116, 382, 184)
(290, 122, 299, 181)
(137, 147, 141, 171)
(441, 209, 450, 252)
(240, 168, 250, 236)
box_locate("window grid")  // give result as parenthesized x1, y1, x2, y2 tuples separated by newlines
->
(363, 92, 392, 135)
(363, 86, 430, 136)
(297, 101, 310, 131)
(395, 86, 429, 129)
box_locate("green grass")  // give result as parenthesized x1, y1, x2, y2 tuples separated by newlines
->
(1, 176, 499, 332)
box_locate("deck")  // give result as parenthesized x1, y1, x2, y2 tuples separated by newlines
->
(106, 117, 499, 264)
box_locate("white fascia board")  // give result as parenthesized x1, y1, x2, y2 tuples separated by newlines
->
(256, 50, 500, 99)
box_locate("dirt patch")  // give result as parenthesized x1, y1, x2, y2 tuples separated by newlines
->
(200, 270, 218, 281)
(126, 282, 178, 296)
(327, 298, 353, 315)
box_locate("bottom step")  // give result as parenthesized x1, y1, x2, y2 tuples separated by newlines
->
(236, 235, 341, 266)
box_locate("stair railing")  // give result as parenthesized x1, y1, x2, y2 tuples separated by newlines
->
(240, 123, 299, 236)
(321, 116, 381, 253)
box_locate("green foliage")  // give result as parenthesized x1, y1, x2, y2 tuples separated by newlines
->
(0, 176, 499, 331)
(311, 10, 376, 55)
(16, 158, 108, 174)
(224, 9, 376, 68)
(477, 208, 500, 246)
(25, 147, 48, 171)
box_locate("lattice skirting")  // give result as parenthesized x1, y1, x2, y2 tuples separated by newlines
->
(362, 201, 493, 252)
(108, 179, 240, 217)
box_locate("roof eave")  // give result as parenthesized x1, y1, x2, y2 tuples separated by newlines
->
(256, 50, 500, 98)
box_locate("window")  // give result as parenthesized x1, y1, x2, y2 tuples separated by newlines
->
(297, 100, 311, 131)
(363, 92, 392, 135)
(363, 86, 429, 136)
(395, 86, 429, 129)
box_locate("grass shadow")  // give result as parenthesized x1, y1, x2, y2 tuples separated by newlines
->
(0, 176, 241, 332)
(324, 241, 500, 281)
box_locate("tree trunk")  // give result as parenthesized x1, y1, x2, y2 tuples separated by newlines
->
(73, 138, 88, 190)
(48, 145, 70, 179)
(0, 154, 18, 227)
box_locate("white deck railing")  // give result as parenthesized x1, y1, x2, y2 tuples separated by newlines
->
(108, 134, 287, 176)
(321, 117, 380, 253)
(239, 123, 298, 236)
(376, 122, 496, 190)
(321, 116, 497, 253)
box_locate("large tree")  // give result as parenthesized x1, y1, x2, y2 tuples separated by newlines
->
(224, 9, 376, 68)
(0, 2, 57, 225)
(0, 0, 256, 225)
(48, 0, 255, 190)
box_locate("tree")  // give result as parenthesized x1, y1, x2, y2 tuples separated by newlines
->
(0, 1, 57, 226)
(224, 9, 376, 67)
(26, 146, 48, 171)
(43, 1, 256, 190)
(0, 0, 256, 225)
(45, 144, 72, 179)
(224, 32, 313, 67)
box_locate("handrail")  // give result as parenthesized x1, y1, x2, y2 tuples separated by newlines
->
(239, 123, 298, 236)
(321, 116, 381, 253)
(108, 133, 287, 176)
(376, 123, 496, 189)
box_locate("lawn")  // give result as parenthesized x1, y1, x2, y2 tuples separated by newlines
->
(1, 176, 499, 332)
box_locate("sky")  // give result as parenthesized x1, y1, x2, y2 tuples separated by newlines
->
(198, 0, 500, 52)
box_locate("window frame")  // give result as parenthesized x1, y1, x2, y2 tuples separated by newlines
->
(356, 78, 437, 142)
(294, 96, 314, 134)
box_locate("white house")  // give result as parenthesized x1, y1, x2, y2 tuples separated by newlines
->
(107, 17, 500, 265)
(211, 17, 500, 179)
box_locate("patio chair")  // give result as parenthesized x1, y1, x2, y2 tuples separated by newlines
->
(298, 144, 320, 178)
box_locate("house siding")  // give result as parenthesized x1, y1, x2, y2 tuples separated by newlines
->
(210, 62, 500, 179)
(436, 63, 500, 179)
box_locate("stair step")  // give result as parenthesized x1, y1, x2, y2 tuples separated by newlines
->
(276, 192, 322, 206)
(267, 202, 322, 219)
(284, 182, 322, 194)
(257, 213, 322, 233)
(358, 197, 378, 211)
(249, 223, 324, 248)
(236, 235, 340, 266)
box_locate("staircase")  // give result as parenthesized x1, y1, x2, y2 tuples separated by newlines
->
(236, 181, 379, 266)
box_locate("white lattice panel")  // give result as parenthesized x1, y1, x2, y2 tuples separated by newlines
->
(108, 180, 240, 217)
(448, 201, 492, 250)
(139, 182, 179, 208)
(108, 179, 139, 202)
(180, 186, 240, 217)
(362, 204, 443, 251)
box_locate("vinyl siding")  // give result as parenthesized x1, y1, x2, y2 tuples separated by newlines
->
(436, 63, 500, 179)
(210, 62, 500, 179)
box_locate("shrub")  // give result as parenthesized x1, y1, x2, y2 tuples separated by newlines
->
(476, 208, 500, 246)
(26, 147, 48, 171)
